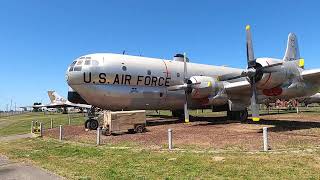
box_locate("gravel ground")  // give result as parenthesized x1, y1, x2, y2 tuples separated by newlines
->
(44, 113, 320, 151)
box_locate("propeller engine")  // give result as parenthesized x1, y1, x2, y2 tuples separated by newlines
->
(220, 25, 283, 121)
(167, 53, 218, 123)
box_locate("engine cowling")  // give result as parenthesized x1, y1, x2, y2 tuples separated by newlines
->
(256, 58, 288, 89)
(189, 76, 218, 98)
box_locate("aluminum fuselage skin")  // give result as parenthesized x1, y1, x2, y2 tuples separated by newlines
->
(66, 53, 319, 111)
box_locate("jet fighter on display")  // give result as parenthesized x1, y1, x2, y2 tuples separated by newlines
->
(33, 90, 91, 113)
(66, 25, 320, 129)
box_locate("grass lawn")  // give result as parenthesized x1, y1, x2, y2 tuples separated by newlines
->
(0, 138, 320, 179)
(0, 112, 85, 136)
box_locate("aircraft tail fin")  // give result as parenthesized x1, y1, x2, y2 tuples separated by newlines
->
(283, 33, 300, 61)
(47, 91, 66, 103)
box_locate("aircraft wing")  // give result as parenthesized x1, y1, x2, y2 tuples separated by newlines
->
(33, 103, 91, 109)
(301, 69, 320, 83)
(224, 80, 251, 92)
(65, 102, 92, 109)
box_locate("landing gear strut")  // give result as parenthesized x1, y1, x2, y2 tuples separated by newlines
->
(227, 109, 248, 123)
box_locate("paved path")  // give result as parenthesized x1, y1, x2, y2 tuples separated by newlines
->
(0, 134, 63, 179)
(0, 155, 63, 180)
(0, 133, 34, 142)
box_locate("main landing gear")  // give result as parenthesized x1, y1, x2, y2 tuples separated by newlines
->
(172, 110, 184, 118)
(227, 109, 248, 123)
(85, 106, 99, 130)
(85, 118, 99, 130)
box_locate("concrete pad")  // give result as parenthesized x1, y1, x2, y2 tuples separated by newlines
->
(0, 155, 62, 180)
(0, 133, 34, 142)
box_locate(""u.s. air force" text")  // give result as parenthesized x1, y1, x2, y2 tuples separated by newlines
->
(83, 72, 171, 87)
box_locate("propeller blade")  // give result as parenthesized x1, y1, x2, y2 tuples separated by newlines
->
(218, 74, 246, 81)
(183, 52, 187, 82)
(184, 94, 190, 123)
(167, 82, 201, 91)
(167, 84, 188, 91)
(250, 77, 260, 121)
(246, 25, 256, 68)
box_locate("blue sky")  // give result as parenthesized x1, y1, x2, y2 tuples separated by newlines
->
(1, 0, 320, 109)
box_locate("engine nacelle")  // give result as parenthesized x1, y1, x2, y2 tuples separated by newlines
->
(256, 58, 288, 89)
(189, 76, 218, 99)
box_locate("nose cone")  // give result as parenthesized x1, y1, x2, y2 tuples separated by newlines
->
(66, 58, 87, 86)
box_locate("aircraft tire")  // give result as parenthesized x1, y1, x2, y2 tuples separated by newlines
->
(172, 110, 184, 117)
(89, 119, 99, 130)
(227, 110, 248, 122)
(239, 110, 248, 123)
(84, 119, 91, 129)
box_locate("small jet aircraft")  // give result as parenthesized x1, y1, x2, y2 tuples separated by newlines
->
(66, 25, 320, 129)
(33, 90, 91, 113)
(298, 93, 320, 106)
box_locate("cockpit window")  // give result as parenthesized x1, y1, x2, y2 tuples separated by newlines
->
(74, 66, 82, 71)
(92, 60, 99, 66)
(84, 60, 91, 65)
(69, 67, 74, 72)
(76, 60, 83, 65)
(70, 61, 77, 66)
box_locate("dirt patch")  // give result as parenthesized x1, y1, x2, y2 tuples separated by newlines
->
(44, 113, 320, 151)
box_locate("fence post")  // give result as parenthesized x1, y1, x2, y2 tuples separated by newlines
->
(31, 120, 34, 133)
(59, 125, 63, 141)
(168, 129, 173, 150)
(97, 127, 101, 145)
(50, 118, 53, 129)
(263, 127, 268, 151)
(39, 122, 43, 137)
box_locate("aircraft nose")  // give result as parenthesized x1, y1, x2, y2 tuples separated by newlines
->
(66, 59, 84, 85)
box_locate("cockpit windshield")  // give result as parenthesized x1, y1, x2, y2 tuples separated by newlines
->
(84, 60, 91, 65)
(68, 57, 99, 72)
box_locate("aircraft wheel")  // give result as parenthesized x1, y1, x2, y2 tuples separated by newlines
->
(89, 119, 99, 130)
(84, 119, 91, 129)
(239, 110, 248, 123)
(227, 110, 237, 120)
(134, 124, 145, 133)
(172, 110, 184, 117)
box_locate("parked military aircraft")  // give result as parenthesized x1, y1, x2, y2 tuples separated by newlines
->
(33, 90, 91, 113)
(298, 93, 320, 106)
(66, 25, 320, 130)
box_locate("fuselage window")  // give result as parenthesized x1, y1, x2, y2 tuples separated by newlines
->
(74, 66, 82, 71)
(84, 60, 91, 65)
(76, 60, 83, 65)
(122, 66, 127, 71)
(147, 70, 151, 75)
(92, 60, 99, 66)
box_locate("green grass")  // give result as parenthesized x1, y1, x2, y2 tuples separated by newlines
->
(1, 138, 320, 179)
(0, 112, 85, 136)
